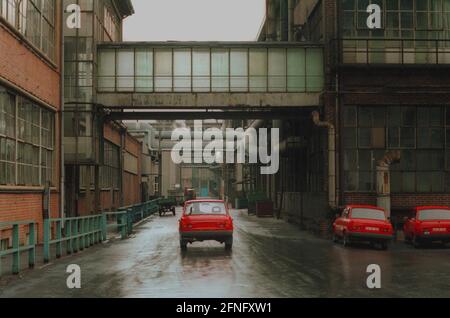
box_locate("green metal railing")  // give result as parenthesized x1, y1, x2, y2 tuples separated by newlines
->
(0, 221, 36, 275)
(43, 215, 103, 263)
(43, 198, 162, 263)
(0, 199, 163, 275)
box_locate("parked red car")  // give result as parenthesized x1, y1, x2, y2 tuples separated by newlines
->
(404, 206, 450, 248)
(333, 205, 394, 250)
(179, 200, 234, 251)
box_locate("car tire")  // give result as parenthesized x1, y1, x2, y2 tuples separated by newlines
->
(342, 233, 350, 247)
(404, 235, 412, 244)
(225, 238, 233, 251)
(380, 242, 388, 251)
(180, 240, 188, 251)
(332, 233, 339, 243)
(413, 236, 421, 249)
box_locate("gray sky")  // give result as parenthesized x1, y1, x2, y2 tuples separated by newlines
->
(123, 0, 266, 42)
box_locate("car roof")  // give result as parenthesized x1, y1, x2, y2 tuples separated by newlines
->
(185, 199, 225, 205)
(346, 205, 385, 211)
(415, 206, 450, 211)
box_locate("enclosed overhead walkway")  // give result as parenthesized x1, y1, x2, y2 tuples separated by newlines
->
(96, 42, 324, 110)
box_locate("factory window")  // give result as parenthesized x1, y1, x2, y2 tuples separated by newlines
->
(0, 0, 56, 60)
(0, 86, 55, 187)
(343, 106, 448, 193)
(100, 141, 119, 189)
(342, 0, 449, 36)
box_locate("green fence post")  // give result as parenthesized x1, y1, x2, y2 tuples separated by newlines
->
(120, 214, 127, 239)
(127, 209, 133, 235)
(28, 223, 35, 269)
(93, 217, 97, 244)
(0, 228, 2, 276)
(80, 219, 85, 250)
(86, 216, 94, 247)
(73, 219, 79, 253)
(43, 218, 51, 263)
(12, 224, 20, 275)
(56, 220, 62, 259)
(102, 214, 107, 241)
(66, 220, 73, 255)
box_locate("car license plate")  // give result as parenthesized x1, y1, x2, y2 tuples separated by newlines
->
(366, 227, 379, 231)
(433, 228, 446, 232)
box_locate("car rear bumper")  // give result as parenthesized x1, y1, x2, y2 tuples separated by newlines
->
(348, 232, 393, 242)
(180, 230, 233, 242)
(416, 233, 450, 242)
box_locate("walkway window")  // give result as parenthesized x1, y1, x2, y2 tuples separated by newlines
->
(268, 49, 286, 92)
(154, 49, 173, 92)
(116, 50, 135, 92)
(0, 86, 55, 187)
(230, 49, 248, 92)
(136, 49, 154, 92)
(97, 46, 324, 93)
(174, 49, 191, 92)
(211, 49, 229, 92)
(249, 49, 268, 92)
(193, 49, 211, 92)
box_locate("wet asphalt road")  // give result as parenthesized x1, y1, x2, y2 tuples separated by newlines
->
(1, 208, 450, 298)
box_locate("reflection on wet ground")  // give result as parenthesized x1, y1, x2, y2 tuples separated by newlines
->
(1, 208, 449, 298)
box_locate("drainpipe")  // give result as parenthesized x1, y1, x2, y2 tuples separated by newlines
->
(60, 1, 65, 221)
(288, 0, 295, 42)
(312, 111, 337, 210)
(376, 150, 401, 218)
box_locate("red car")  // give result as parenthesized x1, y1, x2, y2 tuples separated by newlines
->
(404, 206, 450, 248)
(179, 200, 234, 251)
(333, 205, 394, 250)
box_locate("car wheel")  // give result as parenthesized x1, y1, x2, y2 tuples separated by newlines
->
(342, 233, 350, 247)
(404, 235, 412, 244)
(225, 238, 233, 251)
(413, 236, 421, 249)
(180, 240, 188, 251)
(332, 233, 339, 243)
(380, 242, 388, 251)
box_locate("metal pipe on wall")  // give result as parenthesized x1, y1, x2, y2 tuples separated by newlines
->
(288, 0, 295, 42)
(312, 111, 337, 210)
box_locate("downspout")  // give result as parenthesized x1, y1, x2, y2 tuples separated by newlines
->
(376, 150, 401, 218)
(312, 111, 337, 210)
(60, 1, 65, 221)
(288, 0, 295, 42)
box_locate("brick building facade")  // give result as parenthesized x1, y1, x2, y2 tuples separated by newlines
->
(0, 0, 63, 245)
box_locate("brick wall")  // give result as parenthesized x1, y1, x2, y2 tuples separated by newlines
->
(0, 192, 59, 244)
(0, 4, 62, 245)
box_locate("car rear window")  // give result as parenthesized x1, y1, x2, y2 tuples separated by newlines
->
(418, 209, 450, 221)
(186, 202, 227, 216)
(351, 208, 386, 221)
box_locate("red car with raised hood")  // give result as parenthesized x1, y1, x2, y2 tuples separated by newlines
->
(179, 200, 234, 251)
(404, 206, 450, 248)
(333, 205, 394, 250)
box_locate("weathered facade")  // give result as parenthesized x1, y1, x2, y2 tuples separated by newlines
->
(63, 0, 141, 217)
(0, 0, 63, 243)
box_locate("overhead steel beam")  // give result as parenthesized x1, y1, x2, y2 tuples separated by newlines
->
(105, 108, 317, 121)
